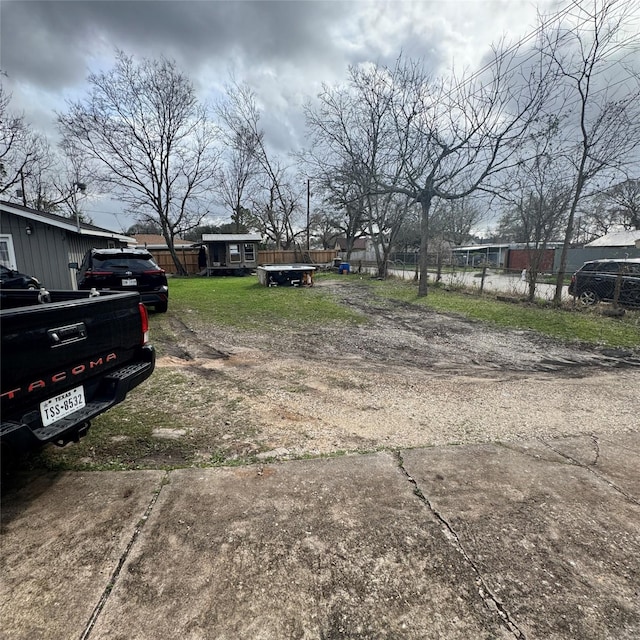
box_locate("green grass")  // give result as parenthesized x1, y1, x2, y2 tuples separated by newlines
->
(168, 274, 365, 329)
(370, 278, 640, 348)
(167, 273, 639, 347)
(25, 273, 639, 474)
(29, 369, 201, 471)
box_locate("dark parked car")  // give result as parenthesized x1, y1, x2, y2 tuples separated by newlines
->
(0, 264, 41, 289)
(75, 248, 169, 312)
(568, 258, 640, 308)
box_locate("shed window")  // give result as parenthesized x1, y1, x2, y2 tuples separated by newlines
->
(229, 244, 241, 263)
(0, 235, 16, 268)
(244, 243, 255, 262)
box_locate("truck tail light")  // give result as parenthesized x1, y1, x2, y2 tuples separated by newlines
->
(139, 302, 150, 344)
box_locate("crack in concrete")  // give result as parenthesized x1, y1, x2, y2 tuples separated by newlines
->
(538, 439, 639, 507)
(79, 471, 171, 640)
(590, 434, 601, 466)
(394, 451, 527, 640)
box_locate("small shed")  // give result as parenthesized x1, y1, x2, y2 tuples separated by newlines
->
(201, 233, 262, 275)
(257, 264, 315, 287)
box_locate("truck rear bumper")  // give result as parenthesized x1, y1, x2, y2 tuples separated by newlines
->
(1, 346, 155, 453)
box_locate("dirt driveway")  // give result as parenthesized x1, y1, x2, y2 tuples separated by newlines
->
(2, 279, 639, 640)
(153, 280, 640, 462)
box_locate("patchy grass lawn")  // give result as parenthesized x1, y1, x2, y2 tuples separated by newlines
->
(26, 273, 639, 473)
(167, 274, 365, 329)
(369, 277, 640, 349)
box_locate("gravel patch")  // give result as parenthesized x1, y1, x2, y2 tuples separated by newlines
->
(153, 280, 640, 459)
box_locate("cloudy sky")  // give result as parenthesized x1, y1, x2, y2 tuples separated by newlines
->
(2, 0, 563, 230)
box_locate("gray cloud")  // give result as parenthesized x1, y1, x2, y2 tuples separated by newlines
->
(1, 0, 563, 228)
(2, 1, 361, 87)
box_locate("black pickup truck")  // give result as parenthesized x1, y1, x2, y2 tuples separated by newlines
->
(1, 288, 155, 457)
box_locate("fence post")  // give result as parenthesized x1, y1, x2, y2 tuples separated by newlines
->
(479, 264, 487, 294)
(613, 266, 624, 309)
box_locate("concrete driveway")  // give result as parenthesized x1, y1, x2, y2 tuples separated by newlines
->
(1, 432, 639, 639)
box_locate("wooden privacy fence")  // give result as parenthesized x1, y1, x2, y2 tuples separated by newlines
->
(152, 249, 200, 274)
(150, 248, 339, 275)
(258, 249, 337, 265)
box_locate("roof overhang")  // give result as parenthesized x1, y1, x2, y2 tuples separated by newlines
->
(136, 243, 196, 250)
(202, 233, 262, 242)
(451, 244, 511, 252)
(1, 201, 133, 244)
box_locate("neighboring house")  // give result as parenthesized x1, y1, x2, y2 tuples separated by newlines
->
(0, 201, 132, 290)
(335, 237, 373, 263)
(506, 248, 555, 272)
(583, 229, 640, 249)
(131, 234, 199, 274)
(559, 230, 640, 273)
(201, 233, 262, 275)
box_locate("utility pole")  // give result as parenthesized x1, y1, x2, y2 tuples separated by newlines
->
(306, 178, 310, 251)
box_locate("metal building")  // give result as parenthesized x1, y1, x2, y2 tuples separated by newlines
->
(0, 201, 132, 290)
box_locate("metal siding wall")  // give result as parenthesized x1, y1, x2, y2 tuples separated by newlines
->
(1, 214, 55, 282)
(1, 211, 127, 289)
(555, 247, 640, 273)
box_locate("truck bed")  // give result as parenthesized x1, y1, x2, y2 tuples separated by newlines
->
(1, 289, 155, 453)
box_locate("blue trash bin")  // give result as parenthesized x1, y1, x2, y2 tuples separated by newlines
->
(339, 262, 350, 274)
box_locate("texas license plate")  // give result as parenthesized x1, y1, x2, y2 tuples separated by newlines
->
(122, 278, 137, 286)
(40, 385, 86, 426)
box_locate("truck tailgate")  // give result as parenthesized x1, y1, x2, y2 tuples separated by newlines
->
(1, 291, 155, 449)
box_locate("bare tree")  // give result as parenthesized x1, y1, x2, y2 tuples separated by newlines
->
(306, 41, 552, 294)
(217, 79, 303, 247)
(247, 167, 303, 249)
(320, 163, 369, 261)
(215, 84, 261, 232)
(376, 49, 553, 296)
(57, 51, 220, 274)
(304, 63, 397, 269)
(0, 84, 57, 206)
(496, 114, 573, 300)
(539, 0, 640, 304)
(308, 209, 341, 250)
(431, 197, 484, 247)
(216, 144, 257, 233)
(429, 197, 484, 281)
(0, 83, 29, 195)
(594, 178, 640, 230)
(365, 192, 415, 278)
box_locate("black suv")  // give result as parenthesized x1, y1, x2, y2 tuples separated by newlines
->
(0, 264, 41, 289)
(76, 248, 169, 312)
(568, 258, 640, 308)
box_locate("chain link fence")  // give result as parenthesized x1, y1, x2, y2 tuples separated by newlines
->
(354, 260, 627, 308)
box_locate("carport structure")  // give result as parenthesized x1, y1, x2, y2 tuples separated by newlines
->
(451, 244, 511, 267)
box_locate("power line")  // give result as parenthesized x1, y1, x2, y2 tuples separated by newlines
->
(437, 0, 639, 102)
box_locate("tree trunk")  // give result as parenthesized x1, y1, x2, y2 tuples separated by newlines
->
(417, 194, 432, 297)
(553, 174, 584, 306)
(162, 229, 188, 276)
